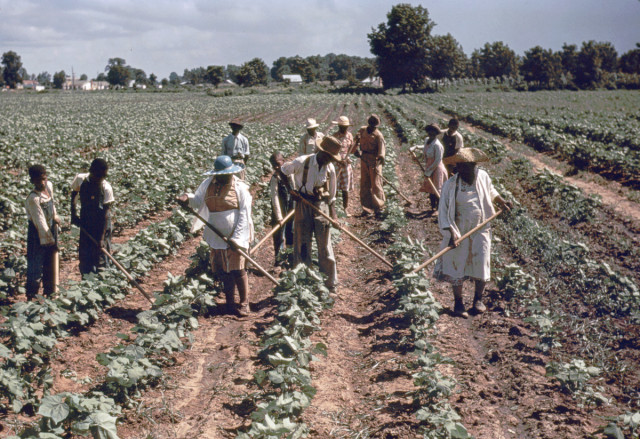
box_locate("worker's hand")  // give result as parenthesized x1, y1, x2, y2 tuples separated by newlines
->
(378, 156, 385, 166)
(99, 239, 106, 249)
(71, 214, 81, 227)
(445, 228, 459, 248)
(494, 197, 513, 213)
(176, 194, 189, 207)
(53, 215, 61, 225)
(409, 145, 417, 152)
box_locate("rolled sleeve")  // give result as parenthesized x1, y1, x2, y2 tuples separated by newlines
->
(327, 164, 337, 205)
(26, 195, 54, 246)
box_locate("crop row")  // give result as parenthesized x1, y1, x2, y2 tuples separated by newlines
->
(402, 94, 640, 187)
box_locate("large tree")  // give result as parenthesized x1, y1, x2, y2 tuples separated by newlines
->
(574, 40, 618, 88)
(37, 71, 52, 86)
(53, 70, 66, 89)
(521, 46, 563, 88)
(236, 58, 268, 87)
(2, 51, 23, 88)
(428, 33, 468, 80)
(204, 65, 224, 87)
(474, 41, 519, 78)
(368, 4, 435, 90)
(619, 43, 640, 74)
(105, 57, 130, 86)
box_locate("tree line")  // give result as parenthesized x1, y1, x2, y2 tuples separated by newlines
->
(2, 3, 639, 91)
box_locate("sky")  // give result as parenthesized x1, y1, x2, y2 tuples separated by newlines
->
(1, 0, 639, 80)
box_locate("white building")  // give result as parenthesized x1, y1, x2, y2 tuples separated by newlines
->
(282, 74, 302, 83)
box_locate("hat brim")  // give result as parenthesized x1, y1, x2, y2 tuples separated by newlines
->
(332, 120, 351, 126)
(442, 148, 489, 165)
(229, 122, 244, 128)
(315, 138, 342, 162)
(306, 124, 319, 129)
(203, 162, 246, 176)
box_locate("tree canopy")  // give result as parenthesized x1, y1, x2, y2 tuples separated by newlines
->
(368, 4, 435, 90)
(237, 58, 268, 87)
(2, 51, 23, 88)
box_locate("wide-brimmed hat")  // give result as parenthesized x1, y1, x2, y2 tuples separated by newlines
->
(305, 118, 319, 129)
(367, 114, 380, 127)
(315, 135, 343, 162)
(442, 148, 489, 165)
(203, 155, 245, 176)
(425, 123, 441, 134)
(332, 116, 351, 127)
(229, 119, 244, 128)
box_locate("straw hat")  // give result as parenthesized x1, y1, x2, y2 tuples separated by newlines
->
(442, 148, 489, 165)
(315, 135, 343, 162)
(367, 114, 380, 127)
(305, 118, 319, 129)
(203, 155, 245, 176)
(332, 116, 352, 127)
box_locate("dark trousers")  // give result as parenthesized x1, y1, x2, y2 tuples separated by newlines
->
(26, 222, 56, 299)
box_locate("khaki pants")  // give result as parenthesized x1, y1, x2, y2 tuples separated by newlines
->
(293, 200, 337, 288)
(360, 154, 385, 212)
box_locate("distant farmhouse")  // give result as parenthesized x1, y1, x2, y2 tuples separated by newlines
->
(63, 78, 110, 90)
(282, 74, 303, 83)
(361, 76, 383, 87)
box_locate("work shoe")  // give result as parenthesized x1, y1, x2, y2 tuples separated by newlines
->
(472, 300, 487, 314)
(453, 302, 469, 319)
(237, 303, 251, 317)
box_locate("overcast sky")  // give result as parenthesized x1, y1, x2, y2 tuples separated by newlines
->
(1, 0, 639, 79)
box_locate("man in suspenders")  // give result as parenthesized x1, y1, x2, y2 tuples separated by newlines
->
(280, 136, 342, 291)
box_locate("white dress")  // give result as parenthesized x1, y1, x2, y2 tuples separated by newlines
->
(434, 170, 498, 285)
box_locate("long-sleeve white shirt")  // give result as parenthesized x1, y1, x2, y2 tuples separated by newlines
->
(438, 169, 499, 240)
(25, 181, 58, 246)
(222, 133, 250, 159)
(188, 175, 254, 250)
(280, 154, 336, 205)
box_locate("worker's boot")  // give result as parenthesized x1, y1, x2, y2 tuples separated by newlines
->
(453, 288, 468, 319)
(471, 281, 487, 314)
(220, 273, 236, 315)
(472, 290, 487, 314)
(234, 270, 250, 317)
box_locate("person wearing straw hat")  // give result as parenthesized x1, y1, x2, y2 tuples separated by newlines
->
(298, 118, 324, 156)
(434, 148, 511, 318)
(280, 136, 341, 291)
(353, 114, 386, 216)
(222, 119, 250, 179)
(331, 116, 356, 217)
(177, 155, 254, 316)
(411, 123, 447, 211)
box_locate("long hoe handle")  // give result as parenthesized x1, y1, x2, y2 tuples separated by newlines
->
(249, 209, 295, 255)
(410, 149, 440, 198)
(79, 226, 153, 303)
(293, 193, 394, 269)
(179, 204, 280, 286)
(410, 210, 503, 274)
(381, 175, 412, 205)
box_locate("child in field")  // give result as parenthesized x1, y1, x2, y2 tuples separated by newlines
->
(70, 158, 115, 275)
(25, 164, 60, 299)
(269, 152, 295, 265)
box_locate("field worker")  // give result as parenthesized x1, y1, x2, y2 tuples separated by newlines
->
(269, 151, 295, 266)
(441, 118, 464, 176)
(177, 156, 254, 316)
(434, 148, 512, 318)
(298, 118, 324, 156)
(280, 136, 341, 291)
(353, 114, 386, 216)
(222, 119, 250, 180)
(331, 116, 356, 217)
(71, 158, 114, 275)
(25, 164, 60, 299)
(410, 123, 447, 211)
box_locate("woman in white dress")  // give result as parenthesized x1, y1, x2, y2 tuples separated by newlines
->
(435, 148, 511, 318)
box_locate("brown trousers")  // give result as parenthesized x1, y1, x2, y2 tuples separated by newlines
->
(360, 154, 385, 212)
